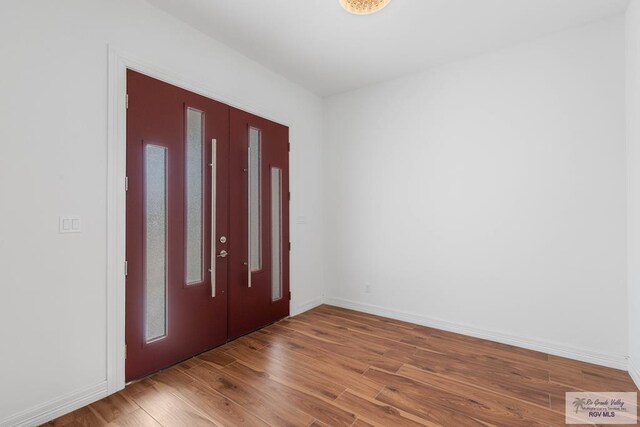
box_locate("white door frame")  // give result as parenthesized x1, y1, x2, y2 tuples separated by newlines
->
(106, 45, 290, 393)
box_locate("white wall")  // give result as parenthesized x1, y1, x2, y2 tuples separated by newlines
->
(627, 0, 640, 387)
(0, 0, 324, 424)
(323, 16, 628, 367)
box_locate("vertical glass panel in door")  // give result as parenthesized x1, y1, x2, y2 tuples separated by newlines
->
(271, 167, 283, 301)
(185, 108, 204, 284)
(144, 145, 168, 342)
(249, 127, 261, 272)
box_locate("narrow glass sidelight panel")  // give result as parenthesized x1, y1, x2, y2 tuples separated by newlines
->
(248, 127, 262, 273)
(145, 145, 168, 342)
(185, 108, 204, 284)
(271, 167, 283, 301)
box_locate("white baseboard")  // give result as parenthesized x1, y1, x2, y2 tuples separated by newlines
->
(629, 357, 640, 390)
(292, 296, 325, 316)
(1, 381, 108, 427)
(325, 297, 628, 370)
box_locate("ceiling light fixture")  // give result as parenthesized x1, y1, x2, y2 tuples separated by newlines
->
(339, 0, 391, 15)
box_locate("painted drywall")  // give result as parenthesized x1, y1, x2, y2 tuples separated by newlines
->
(323, 16, 628, 367)
(627, 0, 640, 387)
(0, 0, 324, 423)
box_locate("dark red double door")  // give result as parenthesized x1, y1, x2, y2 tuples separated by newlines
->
(125, 70, 289, 381)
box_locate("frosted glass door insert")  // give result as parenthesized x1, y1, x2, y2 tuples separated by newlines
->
(271, 167, 283, 301)
(144, 144, 168, 342)
(185, 108, 204, 284)
(248, 127, 262, 276)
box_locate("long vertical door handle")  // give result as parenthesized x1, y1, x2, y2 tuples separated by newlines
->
(210, 139, 217, 297)
(247, 144, 252, 288)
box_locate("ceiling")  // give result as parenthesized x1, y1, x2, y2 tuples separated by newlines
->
(145, 0, 629, 96)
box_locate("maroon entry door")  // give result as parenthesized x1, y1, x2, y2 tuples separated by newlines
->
(125, 71, 290, 381)
(125, 70, 230, 381)
(228, 108, 290, 339)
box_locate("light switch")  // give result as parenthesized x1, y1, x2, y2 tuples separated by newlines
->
(60, 216, 82, 233)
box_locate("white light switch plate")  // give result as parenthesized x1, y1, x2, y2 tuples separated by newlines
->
(59, 216, 82, 233)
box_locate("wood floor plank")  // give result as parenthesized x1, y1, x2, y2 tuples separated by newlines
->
(257, 343, 383, 398)
(380, 365, 564, 426)
(392, 347, 558, 407)
(226, 345, 347, 400)
(428, 328, 548, 361)
(183, 362, 314, 427)
(351, 418, 376, 427)
(279, 318, 391, 355)
(548, 354, 638, 388)
(89, 392, 138, 423)
(547, 360, 639, 393)
(105, 408, 162, 427)
(223, 361, 357, 426)
(293, 311, 423, 364)
(176, 357, 204, 372)
(277, 325, 404, 372)
(170, 378, 270, 427)
(197, 347, 237, 368)
(259, 322, 297, 336)
(120, 378, 154, 399)
(297, 314, 422, 360)
(43, 406, 105, 426)
(318, 305, 417, 330)
(374, 386, 492, 427)
(333, 390, 431, 427)
(401, 332, 550, 372)
(222, 333, 270, 352)
(298, 309, 423, 344)
(256, 329, 371, 374)
(129, 384, 218, 427)
(149, 365, 196, 389)
(46, 304, 640, 427)
(548, 354, 632, 379)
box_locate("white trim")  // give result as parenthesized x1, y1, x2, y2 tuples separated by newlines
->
(629, 357, 640, 390)
(292, 296, 325, 316)
(106, 44, 128, 397)
(0, 381, 107, 427)
(106, 45, 295, 396)
(325, 297, 629, 370)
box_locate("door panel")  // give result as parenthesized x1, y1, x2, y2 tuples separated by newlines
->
(126, 70, 229, 381)
(126, 71, 289, 381)
(228, 108, 290, 339)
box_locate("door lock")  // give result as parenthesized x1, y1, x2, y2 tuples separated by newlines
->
(217, 250, 229, 258)
(219, 236, 227, 243)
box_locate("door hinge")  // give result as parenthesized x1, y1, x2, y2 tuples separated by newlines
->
(125, 94, 129, 109)
(288, 191, 291, 201)
(124, 344, 127, 359)
(125, 176, 129, 192)
(289, 242, 291, 251)
(124, 261, 128, 276)
(289, 291, 291, 301)
(288, 142, 291, 152)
